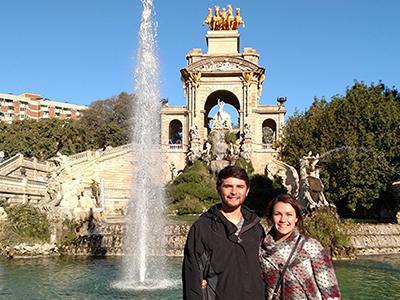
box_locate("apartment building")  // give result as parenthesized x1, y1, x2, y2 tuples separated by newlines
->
(0, 93, 88, 123)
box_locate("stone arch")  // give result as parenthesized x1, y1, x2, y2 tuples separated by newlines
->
(168, 119, 183, 144)
(262, 119, 277, 145)
(204, 90, 240, 130)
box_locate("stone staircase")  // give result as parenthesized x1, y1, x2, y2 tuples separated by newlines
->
(63, 145, 134, 215)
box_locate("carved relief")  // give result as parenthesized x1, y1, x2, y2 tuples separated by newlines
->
(242, 72, 255, 85)
(189, 72, 202, 88)
(185, 57, 261, 74)
(195, 61, 251, 72)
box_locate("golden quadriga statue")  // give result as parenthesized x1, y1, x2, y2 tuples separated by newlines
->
(203, 5, 244, 31)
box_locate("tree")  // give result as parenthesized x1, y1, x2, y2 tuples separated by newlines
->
(0, 119, 86, 160)
(280, 82, 400, 218)
(77, 92, 132, 149)
(0, 92, 134, 161)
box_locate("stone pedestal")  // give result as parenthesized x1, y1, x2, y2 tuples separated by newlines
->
(206, 30, 239, 54)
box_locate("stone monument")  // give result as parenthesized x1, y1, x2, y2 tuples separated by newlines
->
(160, 5, 286, 180)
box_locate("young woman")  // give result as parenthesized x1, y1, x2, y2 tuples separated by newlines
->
(259, 194, 341, 300)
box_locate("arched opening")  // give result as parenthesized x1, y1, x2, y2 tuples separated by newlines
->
(204, 90, 240, 132)
(262, 119, 277, 147)
(169, 120, 183, 144)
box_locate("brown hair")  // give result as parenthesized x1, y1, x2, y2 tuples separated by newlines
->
(265, 193, 304, 233)
(216, 166, 249, 190)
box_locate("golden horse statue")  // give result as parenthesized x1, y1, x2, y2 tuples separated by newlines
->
(203, 5, 245, 31)
(203, 8, 212, 27)
(227, 4, 235, 30)
(233, 8, 245, 29)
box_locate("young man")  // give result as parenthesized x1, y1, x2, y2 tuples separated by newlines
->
(182, 166, 265, 300)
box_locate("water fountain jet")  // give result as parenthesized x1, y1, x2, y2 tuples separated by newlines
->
(113, 0, 177, 290)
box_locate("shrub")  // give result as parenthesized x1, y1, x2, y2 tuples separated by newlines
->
(166, 160, 219, 214)
(304, 207, 354, 258)
(167, 196, 206, 215)
(1, 204, 50, 243)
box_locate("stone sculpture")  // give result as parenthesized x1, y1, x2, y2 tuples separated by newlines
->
(211, 99, 232, 130)
(265, 158, 300, 197)
(243, 123, 251, 139)
(169, 163, 177, 181)
(189, 124, 200, 140)
(298, 151, 332, 212)
(201, 140, 212, 164)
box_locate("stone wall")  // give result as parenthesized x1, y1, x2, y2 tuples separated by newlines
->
(350, 224, 400, 255)
(7, 222, 400, 257)
(61, 222, 400, 257)
(59, 222, 191, 257)
(59, 222, 400, 257)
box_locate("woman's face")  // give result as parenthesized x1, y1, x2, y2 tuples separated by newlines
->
(272, 201, 298, 241)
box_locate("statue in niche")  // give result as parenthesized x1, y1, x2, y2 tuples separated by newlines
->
(211, 99, 232, 130)
(262, 126, 274, 144)
(299, 151, 331, 212)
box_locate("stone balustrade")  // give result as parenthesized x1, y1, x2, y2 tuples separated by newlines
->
(0, 175, 47, 203)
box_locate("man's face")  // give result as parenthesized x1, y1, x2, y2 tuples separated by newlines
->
(218, 177, 249, 211)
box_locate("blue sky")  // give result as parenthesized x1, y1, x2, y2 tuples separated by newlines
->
(1, 0, 399, 116)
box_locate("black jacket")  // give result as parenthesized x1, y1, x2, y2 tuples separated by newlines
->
(182, 204, 265, 300)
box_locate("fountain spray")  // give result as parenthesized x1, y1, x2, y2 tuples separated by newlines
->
(114, 0, 174, 290)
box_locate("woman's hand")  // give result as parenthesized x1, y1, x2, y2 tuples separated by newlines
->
(201, 279, 207, 289)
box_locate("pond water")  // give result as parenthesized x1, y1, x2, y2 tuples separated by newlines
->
(0, 255, 399, 299)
